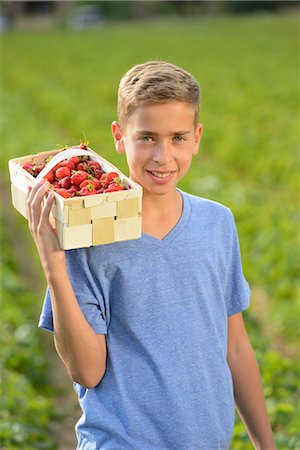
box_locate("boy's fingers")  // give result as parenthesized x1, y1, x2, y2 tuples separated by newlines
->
(26, 179, 45, 205)
(28, 181, 50, 233)
(26, 179, 46, 219)
(40, 190, 55, 228)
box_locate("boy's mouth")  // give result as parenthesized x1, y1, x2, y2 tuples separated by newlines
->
(145, 170, 176, 184)
(147, 170, 173, 178)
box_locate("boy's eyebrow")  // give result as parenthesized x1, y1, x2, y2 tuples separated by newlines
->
(136, 130, 191, 136)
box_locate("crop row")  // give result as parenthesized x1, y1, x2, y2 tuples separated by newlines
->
(0, 198, 57, 449)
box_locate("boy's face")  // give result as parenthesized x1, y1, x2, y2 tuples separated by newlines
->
(112, 102, 203, 197)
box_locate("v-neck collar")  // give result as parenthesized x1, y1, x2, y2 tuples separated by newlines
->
(141, 189, 191, 246)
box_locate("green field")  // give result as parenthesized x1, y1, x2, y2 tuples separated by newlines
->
(1, 13, 299, 448)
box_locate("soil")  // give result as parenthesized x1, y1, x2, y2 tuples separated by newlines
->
(1, 173, 80, 449)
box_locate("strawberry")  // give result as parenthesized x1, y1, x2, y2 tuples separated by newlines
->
(70, 170, 89, 186)
(43, 170, 55, 183)
(91, 178, 101, 190)
(68, 186, 78, 197)
(104, 182, 125, 193)
(53, 163, 61, 173)
(80, 178, 101, 190)
(105, 172, 120, 187)
(60, 159, 76, 171)
(93, 168, 104, 179)
(88, 161, 101, 171)
(36, 163, 46, 174)
(100, 173, 107, 185)
(69, 156, 80, 166)
(79, 179, 91, 189)
(80, 183, 97, 196)
(21, 162, 35, 176)
(55, 166, 71, 179)
(76, 161, 88, 171)
(54, 188, 71, 198)
(59, 176, 72, 189)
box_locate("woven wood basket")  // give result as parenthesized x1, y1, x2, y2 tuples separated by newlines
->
(8, 146, 143, 249)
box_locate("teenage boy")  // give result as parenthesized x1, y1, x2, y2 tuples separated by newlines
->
(27, 61, 276, 449)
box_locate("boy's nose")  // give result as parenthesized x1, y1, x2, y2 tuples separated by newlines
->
(152, 142, 173, 165)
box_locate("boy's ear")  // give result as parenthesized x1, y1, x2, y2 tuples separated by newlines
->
(111, 121, 126, 154)
(192, 123, 203, 156)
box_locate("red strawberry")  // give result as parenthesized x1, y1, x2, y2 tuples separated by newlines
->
(21, 162, 35, 176)
(100, 173, 107, 185)
(68, 186, 78, 197)
(36, 163, 46, 174)
(60, 159, 76, 170)
(105, 172, 120, 187)
(79, 179, 90, 189)
(76, 161, 89, 172)
(59, 176, 72, 189)
(93, 169, 104, 179)
(80, 183, 97, 196)
(88, 161, 101, 171)
(76, 162, 84, 171)
(53, 163, 61, 173)
(43, 170, 55, 183)
(104, 182, 125, 193)
(55, 166, 71, 179)
(69, 156, 80, 166)
(70, 170, 89, 186)
(91, 178, 101, 190)
(80, 178, 101, 190)
(54, 188, 71, 198)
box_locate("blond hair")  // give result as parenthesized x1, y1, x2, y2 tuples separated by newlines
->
(117, 61, 200, 128)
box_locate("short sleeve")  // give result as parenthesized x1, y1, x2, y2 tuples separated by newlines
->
(224, 210, 251, 316)
(38, 248, 109, 334)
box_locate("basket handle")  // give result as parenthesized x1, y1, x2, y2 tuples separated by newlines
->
(35, 146, 119, 182)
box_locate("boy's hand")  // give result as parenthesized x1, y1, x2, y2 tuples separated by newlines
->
(26, 180, 65, 276)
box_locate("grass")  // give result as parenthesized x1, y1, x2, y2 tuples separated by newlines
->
(1, 12, 299, 448)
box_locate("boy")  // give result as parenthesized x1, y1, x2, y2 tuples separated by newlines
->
(27, 61, 276, 449)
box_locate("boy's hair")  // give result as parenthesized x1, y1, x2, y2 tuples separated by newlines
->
(118, 60, 200, 129)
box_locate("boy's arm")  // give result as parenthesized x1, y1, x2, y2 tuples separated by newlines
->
(27, 180, 107, 388)
(227, 312, 276, 450)
(49, 265, 107, 388)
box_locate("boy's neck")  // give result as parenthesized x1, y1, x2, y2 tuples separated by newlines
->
(142, 189, 182, 218)
(141, 189, 183, 240)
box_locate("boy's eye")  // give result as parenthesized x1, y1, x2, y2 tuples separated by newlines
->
(140, 136, 154, 142)
(173, 135, 185, 142)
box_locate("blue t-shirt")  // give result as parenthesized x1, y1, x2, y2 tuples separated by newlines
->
(39, 189, 250, 450)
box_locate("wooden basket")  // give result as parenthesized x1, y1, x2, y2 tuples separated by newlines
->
(8, 146, 143, 250)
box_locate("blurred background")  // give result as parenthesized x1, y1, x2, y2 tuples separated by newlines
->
(1, 1, 299, 449)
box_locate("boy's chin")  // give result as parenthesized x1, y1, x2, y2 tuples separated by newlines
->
(142, 183, 178, 197)
(129, 172, 180, 196)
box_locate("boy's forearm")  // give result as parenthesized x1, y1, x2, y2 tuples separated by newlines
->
(228, 342, 276, 450)
(46, 261, 106, 388)
(26, 181, 106, 387)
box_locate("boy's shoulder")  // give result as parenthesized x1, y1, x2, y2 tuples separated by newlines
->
(180, 189, 236, 238)
(182, 189, 233, 219)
